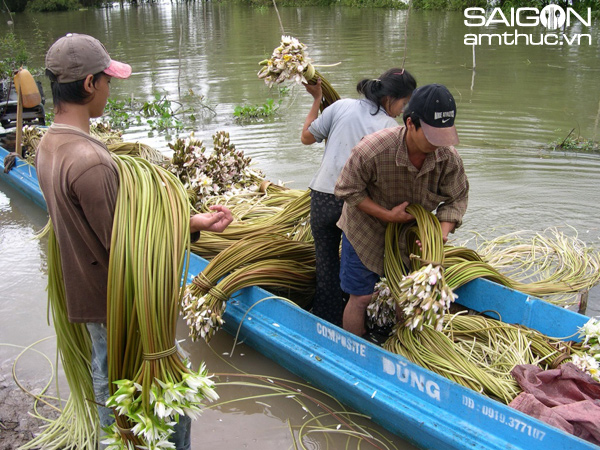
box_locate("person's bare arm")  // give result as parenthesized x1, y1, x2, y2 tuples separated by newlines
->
(439, 221, 456, 242)
(301, 78, 322, 145)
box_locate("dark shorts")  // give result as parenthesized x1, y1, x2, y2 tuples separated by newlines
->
(340, 233, 380, 296)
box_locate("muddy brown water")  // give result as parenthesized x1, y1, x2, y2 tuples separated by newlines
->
(1, 3, 600, 449)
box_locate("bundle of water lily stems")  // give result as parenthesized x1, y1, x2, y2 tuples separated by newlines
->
(383, 311, 582, 404)
(470, 227, 600, 305)
(27, 155, 218, 449)
(183, 234, 316, 341)
(257, 35, 341, 111)
(383, 204, 456, 331)
(21, 222, 99, 449)
(103, 155, 218, 448)
(191, 188, 313, 259)
(376, 205, 600, 331)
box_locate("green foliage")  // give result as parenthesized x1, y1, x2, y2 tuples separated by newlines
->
(411, 0, 485, 10)
(103, 93, 183, 136)
(3, 0, 28, 12)
(0, 33, 29, 80)
(141, 93, 183, 131)
(45, 108, 55, 124)
(238, 0, 409, 7)
(102, 91, 216, 137)
(496, 0, 599, 13)
(238, 0, 598, 8)
(140, 94, 184, 138)
(25, 0, 81, 12)
(5, 0, 597, 12)
(338, 0, 410, 8)
(551, 135, 599, 153)
(278, 86, 291, 97)
(105, 98, 140, 130)
(233, 98, 280, 122)
(4, 0, 169, 12)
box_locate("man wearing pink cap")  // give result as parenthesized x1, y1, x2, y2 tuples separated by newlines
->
(36, 33, 231, 450)
(334, 84, 469, 338)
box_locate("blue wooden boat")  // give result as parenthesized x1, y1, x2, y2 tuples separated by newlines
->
(1, 144, 596, 450)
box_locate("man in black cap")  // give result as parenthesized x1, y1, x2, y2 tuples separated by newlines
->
(334, 84, 469, 337)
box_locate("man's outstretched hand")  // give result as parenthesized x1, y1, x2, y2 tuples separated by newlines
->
(190, 205, 234, 233)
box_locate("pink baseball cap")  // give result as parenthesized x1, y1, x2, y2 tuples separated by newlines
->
(45, 33, 132, 83)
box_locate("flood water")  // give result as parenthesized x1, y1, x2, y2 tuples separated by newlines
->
(1, 2, 600, 449)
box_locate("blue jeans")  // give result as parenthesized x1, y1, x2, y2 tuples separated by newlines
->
(87, 323, 191, 450)
(339, 233, 380, 296)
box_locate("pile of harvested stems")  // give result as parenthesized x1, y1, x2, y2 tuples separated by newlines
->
(165, 131, 265, 203)
(373, 205, 600, 330)
(383, 312, 582, 404)
(191, 189, 312, 259)
(199, 183, 305, 221)
(19, 123, 165, 167)
(108, 141, 167, 165)
(257, 35, 340, 111)
(371, 203, 598, 402)
(469, 228, 600, 306)
(21, 124, 44, 165)
(22, 222, 99, 449)
(90, 121, 124, 145)
(183, 234, 316, 341)
(103, 155, 218, 448)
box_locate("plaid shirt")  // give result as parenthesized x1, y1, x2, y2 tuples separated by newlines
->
(335, 126, 469, 275)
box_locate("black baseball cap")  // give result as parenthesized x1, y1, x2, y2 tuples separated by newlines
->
(406, 84, 459, 147)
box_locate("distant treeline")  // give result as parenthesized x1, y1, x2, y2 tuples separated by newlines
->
(3, 0, 599, 12)
(4, 0, 160, 13)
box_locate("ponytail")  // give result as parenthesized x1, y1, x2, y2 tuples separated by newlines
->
(356, 68, 416, 115)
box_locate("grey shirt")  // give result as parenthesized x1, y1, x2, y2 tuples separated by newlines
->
(308, 98, 398, 194)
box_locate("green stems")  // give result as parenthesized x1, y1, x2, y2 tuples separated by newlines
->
(105, 155, 218, 448)
(22, 224, 99, 450)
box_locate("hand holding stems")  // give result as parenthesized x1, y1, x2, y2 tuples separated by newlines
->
(356, 198, 415, 224)
(301, 78, 323, 145)
(416, 220, 455, 250)
(304, 77, 323, 101)
(190, 205, 233, 233)
(387, 201, 415, 224)
(360, 199, 453, 247)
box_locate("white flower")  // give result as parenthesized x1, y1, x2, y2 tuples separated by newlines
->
(579, 317, 600, 346)
(131, 414, 162, 442)
(572, 354, 600, 381)
(153, 399, 173, 419)
(181, 403, 203, 420)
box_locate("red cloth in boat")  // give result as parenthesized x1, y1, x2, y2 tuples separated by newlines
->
(510, 363, 600, 445)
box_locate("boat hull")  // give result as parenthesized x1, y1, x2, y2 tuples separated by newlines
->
(1, 145, 596, 450)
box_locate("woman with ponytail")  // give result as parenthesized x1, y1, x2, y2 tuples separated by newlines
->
(301, 68, 416, 328)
